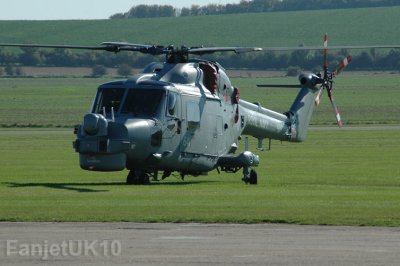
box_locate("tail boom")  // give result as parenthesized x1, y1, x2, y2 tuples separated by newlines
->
(240, 72, 319, 143)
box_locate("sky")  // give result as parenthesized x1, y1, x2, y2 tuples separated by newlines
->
(0, 0, 241, 20)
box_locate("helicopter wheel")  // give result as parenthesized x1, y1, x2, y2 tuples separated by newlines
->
(242, 167, 258, 185)
(249, 169, 258, 185)
(126, 170, 150, 185)
(126, 170, 138, 185)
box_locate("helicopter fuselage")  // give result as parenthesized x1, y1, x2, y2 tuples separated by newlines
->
(73, 59, 319, 183)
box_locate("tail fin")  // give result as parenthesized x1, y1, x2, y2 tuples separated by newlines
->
(240, 72, 320, 143)
(286, 72, 320, 142)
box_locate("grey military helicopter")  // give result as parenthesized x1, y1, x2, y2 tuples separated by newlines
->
(2, 35, 397, 185)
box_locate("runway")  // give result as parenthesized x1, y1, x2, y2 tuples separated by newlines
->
(1, 222, 400, 266)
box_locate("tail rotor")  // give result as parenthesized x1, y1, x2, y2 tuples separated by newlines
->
(315, 33, 351, 128)
(257, 33, 352, 128)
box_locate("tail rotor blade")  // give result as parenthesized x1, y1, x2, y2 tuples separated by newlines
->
(315, 88, 324, 106)
(323, 33, 329, 78)
(333, 55, 352, 76)
(327, 89, 343, 128)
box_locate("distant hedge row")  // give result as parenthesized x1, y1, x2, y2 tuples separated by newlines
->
(110, 0, 400, 19)
(1, 48, 399, 72)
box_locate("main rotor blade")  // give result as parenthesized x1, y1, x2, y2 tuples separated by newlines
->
(2, 42, 399, 54)
(101, 42, 153, 48)
(261, 44, 400, 52)
(0, 42, 166, 54)
(0, 43, 263, 56)
(100, 42, 166, 54)
(0, 43, 112, 51)
(189, 47, 262, 55)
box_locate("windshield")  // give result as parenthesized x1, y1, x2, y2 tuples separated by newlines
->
(121, 89, 165, 118)
(93, 87, 125, 114)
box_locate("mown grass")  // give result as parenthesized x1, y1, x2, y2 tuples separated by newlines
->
(0, 129, 399, 225)
(0, 73, 398, 225)
(0, 78, 103, 127)
(1, 6, 400, 47)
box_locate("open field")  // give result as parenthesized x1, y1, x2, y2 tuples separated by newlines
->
(0, 129, 399, 225)
(0, 71, 399, 225)
(1, 71, 399, 127)
(1, 6, 400, 47)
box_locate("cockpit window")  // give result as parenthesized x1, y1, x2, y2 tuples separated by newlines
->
(167, 92, 177, 116)
(93, 88, 125, 114)
(121, 89, 164, 118)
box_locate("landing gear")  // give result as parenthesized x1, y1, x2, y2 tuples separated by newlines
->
(126, 170, 150, 185)
(217, 150, 260, 185)
(249, 169, 258, 185)
(242, 167, 258, 185)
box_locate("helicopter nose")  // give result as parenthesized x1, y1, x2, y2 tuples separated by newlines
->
(75, 117, 162, 171)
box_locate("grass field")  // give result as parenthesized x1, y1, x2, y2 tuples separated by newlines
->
(1, 6, 400, 47)
(1, 6, 399, 226)
(0, 72, 399, 225)
(0, 129, 399, 226)
(0, 78, 102, 127)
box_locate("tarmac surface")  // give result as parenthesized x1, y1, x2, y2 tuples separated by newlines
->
(1, 222, 400, 266)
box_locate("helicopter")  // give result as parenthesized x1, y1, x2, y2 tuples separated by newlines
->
(2, 35, 398, 185)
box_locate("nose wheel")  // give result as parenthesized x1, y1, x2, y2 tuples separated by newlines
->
(242, 167, 258, 185)
(126, 170, 150, 185)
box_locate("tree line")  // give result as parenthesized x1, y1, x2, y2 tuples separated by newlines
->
(1, 47, 400, 76)
(110, 0, 400, 19)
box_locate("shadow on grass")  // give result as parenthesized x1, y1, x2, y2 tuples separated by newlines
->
(5, 182, 120, 193)
(4, 180, 216, 192)
(149, 180, 217, 186)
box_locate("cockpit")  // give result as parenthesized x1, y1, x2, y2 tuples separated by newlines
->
(91, 61, 222, 122)
(121, 89, 164, 118)
(93, 87, 125, 114)
(92, 87, 167, 120)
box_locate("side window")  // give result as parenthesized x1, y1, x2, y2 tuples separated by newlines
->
(166, 92, 177, 116)
(187, 101, 200, 128)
